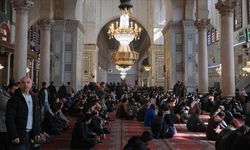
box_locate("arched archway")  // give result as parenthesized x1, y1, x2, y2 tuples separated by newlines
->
(96, 17, 151, 85)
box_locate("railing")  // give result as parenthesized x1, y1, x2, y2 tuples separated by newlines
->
(236, 74, 250, 89)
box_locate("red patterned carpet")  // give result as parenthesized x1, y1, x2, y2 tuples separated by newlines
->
(41, 113, 215, 150)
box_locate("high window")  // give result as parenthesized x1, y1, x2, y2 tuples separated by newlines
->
(234, 0, 242, 31)
(207, 31, 211, 45)
(247, 0, 250, 24)
(0, 0, 5, 13)
(28, 25, 40, 51)
(207, 28, 219, 46)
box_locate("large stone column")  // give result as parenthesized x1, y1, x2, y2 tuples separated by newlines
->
(162, 22, 177, 90)
(38, 19, 53, 86)
(195, 19, 209, 94)
(12, 0, 33, 81)
(216, 1, 236, 97)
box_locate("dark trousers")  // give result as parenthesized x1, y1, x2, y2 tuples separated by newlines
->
(0, 132, 8, 150)
(8, 131, 31, 150)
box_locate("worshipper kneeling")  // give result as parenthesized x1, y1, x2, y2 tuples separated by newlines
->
(116, 97, 134, 120)
(123, 131, 153, 150)
(151, 109, 164, 138)
(71, 114, 100, 149)
(159, 114, 177, 138)
(186, 109, 206, 132)
(206, 111, 227, 141)
(144, 104, 157, 127)
(215, 125, 250, 150)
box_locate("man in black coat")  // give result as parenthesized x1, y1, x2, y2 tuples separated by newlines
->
(47, 81, 58, 102)
(6, 76, 41, 150)
(71, 114, 99, 149)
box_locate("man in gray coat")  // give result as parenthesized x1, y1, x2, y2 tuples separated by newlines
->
(0, 83, 18, 150)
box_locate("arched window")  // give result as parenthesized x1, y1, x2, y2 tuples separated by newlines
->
(0, 23, 9, 42)
(234, 0, 242, 31)
(211, 28, 216, 44)
(0, 0, 5, 12)
(207, 30, 211, 45)
(28, 24, 40, 51)
(247, 0, 250, 24)
(216, 30, 219, 42)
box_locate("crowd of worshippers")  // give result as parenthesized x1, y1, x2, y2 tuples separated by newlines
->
(112, 81, 250, 149)
(1, 78, 250, 150)
(0, 78, 77, 150)
(0, 79, 121, 150)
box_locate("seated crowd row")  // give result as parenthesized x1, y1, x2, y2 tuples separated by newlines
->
(1, 77, 250, 150)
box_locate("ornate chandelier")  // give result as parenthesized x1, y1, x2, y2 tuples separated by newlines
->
(116, 65, 131, 80)
(108, 0, 141, 70)
(243, 61, 250, 73)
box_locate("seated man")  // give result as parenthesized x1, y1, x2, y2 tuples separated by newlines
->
(71, 114, 100, 149)
(144, 104, 157, 127)
(151, 109, 164, 138)
(123, 131, 153, 150)
(186, 109, 206, 132)
(206, 111, 227, 141)
(116, 97, 134, 120)
(158, 114, 177, 139)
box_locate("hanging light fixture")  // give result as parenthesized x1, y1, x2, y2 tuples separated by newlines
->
(108, 0, 141, 69)
(116, 65, 131, 72)
(243, 61, 250, 73)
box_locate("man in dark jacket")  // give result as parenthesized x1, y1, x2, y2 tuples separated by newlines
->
(123, 131, 152, 150)
(71, 114, 99, 149)
(47, 81, 58, 102)
(39, 82, 53, 117)
(6, 76, 41, 150)
(0, 83, 18, 150)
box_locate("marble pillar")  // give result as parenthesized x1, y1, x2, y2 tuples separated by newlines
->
(12, 0, 33, 81)
(38, 18, 53, 86)
(195, 19, 209, 94)
(216, 0, 236, 97)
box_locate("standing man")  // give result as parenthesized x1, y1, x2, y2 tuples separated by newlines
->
(0, 83, 18, 150)
(65, 82, 74, 98)
(39, 82, 54, 117)
(47, 81, 58, 103)
(96, 82, 107, 110)
(6, 76, 41, 150)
